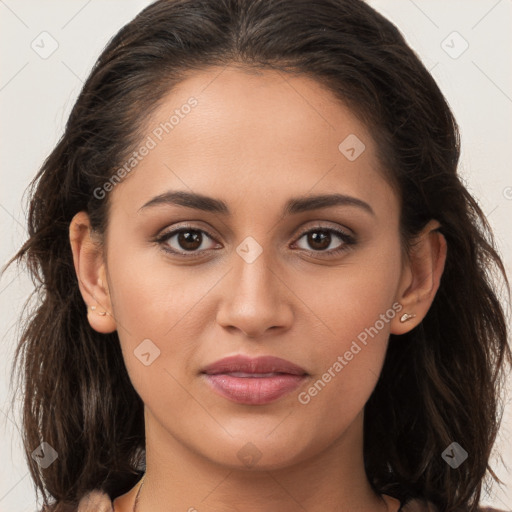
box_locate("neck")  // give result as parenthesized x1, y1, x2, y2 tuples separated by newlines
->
(132, 409, 390, 512)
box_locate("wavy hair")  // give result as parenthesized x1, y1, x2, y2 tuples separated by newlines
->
(4, 0, 511, 511)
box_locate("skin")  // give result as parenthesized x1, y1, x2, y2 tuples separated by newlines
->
(69, 65, 447, 512)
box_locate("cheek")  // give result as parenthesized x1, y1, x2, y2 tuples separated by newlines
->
(294, 236, 401, 339)
(107, 238, 211, 335)
(293, 289, 395, 444)
(292, 241, 402, 406)
(105, 244, 215, 389)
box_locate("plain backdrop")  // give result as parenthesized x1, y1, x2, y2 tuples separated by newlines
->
(1, 1, 511, 511)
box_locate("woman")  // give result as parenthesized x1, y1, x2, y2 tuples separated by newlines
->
(5, 0, 510, 511)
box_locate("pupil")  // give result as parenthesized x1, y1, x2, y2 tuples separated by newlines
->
(309, 231, 330, 250)
(178, 230, 201, 251)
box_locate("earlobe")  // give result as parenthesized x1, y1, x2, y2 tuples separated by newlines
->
(391, 219, 447, 335)
(69, 211, 117, 334)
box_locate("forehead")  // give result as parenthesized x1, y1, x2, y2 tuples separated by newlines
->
(109, 65, 398, 222)
(153, 65, 369, 161)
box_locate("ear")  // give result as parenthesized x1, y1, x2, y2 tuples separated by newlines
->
(390, 219, 447, 335)
(69, 211, 117, 333)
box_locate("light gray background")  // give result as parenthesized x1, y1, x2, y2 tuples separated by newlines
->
(1, 1, 511, 511)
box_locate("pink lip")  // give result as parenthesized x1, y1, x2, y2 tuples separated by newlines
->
(201, 355, 308, 405)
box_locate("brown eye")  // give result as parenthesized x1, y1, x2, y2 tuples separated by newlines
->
(175, 230, 203, 251)
(304, 230, 332, 251)
(157, 227, 219, 256)
(155, 224, 356, 259)
(294, 227, 356, 257)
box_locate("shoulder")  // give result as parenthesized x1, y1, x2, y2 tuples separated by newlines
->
(401, 497, 509, 512)
(39, 490, 114, 512)
(50, 491, 511, 512)
(77, 490, 114, 512)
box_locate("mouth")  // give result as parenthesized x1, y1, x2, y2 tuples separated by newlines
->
(201, 355, 308, 405)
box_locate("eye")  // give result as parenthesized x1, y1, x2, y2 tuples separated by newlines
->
(293, 226, 356, 257)
(155, 226, 219, 257)
(154, 223, 356, 259)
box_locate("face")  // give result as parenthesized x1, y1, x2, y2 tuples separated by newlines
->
(79, 66, 415, 470)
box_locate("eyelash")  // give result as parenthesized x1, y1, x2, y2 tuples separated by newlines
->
(153, 223, 356, 259)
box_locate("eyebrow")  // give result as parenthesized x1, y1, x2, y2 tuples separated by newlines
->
(138, 190, 375, 217)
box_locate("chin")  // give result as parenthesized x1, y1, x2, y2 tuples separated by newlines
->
(196, 429, 322, 472)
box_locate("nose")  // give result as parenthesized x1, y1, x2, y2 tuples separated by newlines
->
(215, 249, 294, 339)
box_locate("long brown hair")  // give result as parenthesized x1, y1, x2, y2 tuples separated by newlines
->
(4, 0, 511, 511)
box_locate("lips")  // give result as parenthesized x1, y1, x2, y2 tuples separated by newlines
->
(201, 355, 307, 376)
(201, 355, 308, 405)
